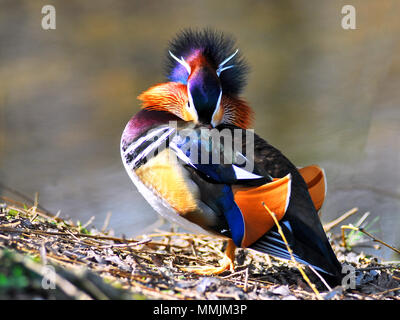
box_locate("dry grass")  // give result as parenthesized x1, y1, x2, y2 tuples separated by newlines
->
(0, 197, 399, 300)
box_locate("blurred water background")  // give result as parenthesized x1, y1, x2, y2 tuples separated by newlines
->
(0, 1, 399, 260)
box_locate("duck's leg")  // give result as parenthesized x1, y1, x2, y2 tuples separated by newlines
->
(180, 239, 236, 275)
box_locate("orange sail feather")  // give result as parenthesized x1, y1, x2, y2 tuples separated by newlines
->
(232, 174, 292, 247)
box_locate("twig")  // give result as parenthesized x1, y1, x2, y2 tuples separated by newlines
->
(0, 226, 140, 243)
(244, 267, 249, 292)
(358, 227, 400, 255)
(0, 186, 54, 216)
(101, 212, 112, 233)
(0, 221, 21, 228)
(30, 213, 39, 223)
(379, 261, 400, 265)
(307, 265, 331, 291)
(82, 216, 95, 229)
(97, 238, 151, 249)
(141, 231, 210, 239)
(262, 202, 323, 300)
(1, 198, 62, 222)
(65, 229, 80, 242)
(375, 287, 400, 296)
(213, 292, 241, 300)
(354, 211, 370, 228)
(341, 225, 400, 255)
(356, 265, 399, 271)
(323, 207, 359, 232)
(221, 268, 247, 279)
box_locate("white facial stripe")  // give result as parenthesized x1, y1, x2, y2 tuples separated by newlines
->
(187, 82, 194, 108)
(217, 65, 234, 76)
(219, 49, 239, 68)
(211, 89, 223, 127)
(216, 49, 238, 76)
(186, 82, 199, 122)
(169, 51, 191, 75)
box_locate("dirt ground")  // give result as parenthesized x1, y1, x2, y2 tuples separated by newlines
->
(0, 197, 399, 300)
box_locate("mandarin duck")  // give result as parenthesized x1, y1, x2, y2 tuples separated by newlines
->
(121, 29, 343, 285)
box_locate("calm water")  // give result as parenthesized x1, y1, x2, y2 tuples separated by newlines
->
(1, 1, 399, 260)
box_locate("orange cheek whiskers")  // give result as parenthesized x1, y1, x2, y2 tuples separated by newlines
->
(220, 95, 254, 129)
(138, 82, 189, 120)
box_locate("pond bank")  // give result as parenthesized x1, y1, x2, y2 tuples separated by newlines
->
(0, 198, 399, 300)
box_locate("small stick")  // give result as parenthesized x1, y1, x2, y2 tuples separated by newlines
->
(0, 226, 140, 243)
(356, 266, 399, 271)
(221, 268, 247, 279)
(341, 225, 400, 255)
(358, 227, 400, 255)
(354, 211, 370, 228)
(101, 211, 112, 233)
(1, 198, 62, 222)
(308, 265, 332, 291)
(30, 213, 39, 222)
(65, 229, 81, 242)
(82, 216, 95, 229)
(244, 267, 249, 292)
(213, 292, 241, 300)
(375, 287, 400, 296)
(34, 192, 39, 209)
(0, 221, 21, 228)
(323, 207, 359, 232)
(262, 202, 323, 300)
(141, 231, 209, 239)
(264, 253, 272, 267)
(0, 187, 54, 216)
(97, 238, 151, 249)
(380, 260, 400, 265)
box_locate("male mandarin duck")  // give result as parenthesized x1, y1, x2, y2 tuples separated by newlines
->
(121, 29, 343, 285)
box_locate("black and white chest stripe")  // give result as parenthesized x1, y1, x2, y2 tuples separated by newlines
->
(122, 123, 267, 185)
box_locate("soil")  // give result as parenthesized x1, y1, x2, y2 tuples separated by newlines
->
(0, 198, 399, 300)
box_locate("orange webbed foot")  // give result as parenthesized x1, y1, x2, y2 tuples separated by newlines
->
(179, 239, 236, 275)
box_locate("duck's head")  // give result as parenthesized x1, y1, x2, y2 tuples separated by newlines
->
(166, 29, 251, 128)
(138, 29, 252, 129)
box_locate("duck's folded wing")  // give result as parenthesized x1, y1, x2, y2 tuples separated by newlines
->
(123, 123, 294, 248)
(168, 126, 293, 247)
(169, 126, 270, 186)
